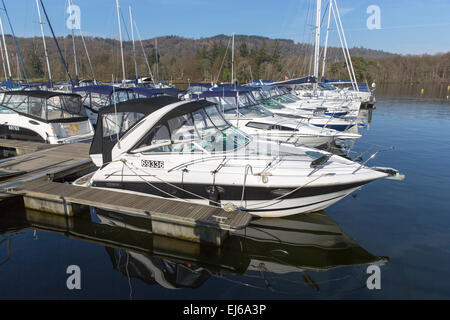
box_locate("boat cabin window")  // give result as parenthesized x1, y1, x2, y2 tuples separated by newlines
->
(1, 94, 29, 114)
(85, 90, 135, 112)
(0, 105, 13, 114)
(28, 97, 45, 118)
(47, 95, 86, 120)
(111, 90, 134, 105)
(132, 105, 250, 154)
(89, 93, 111, 110)
(1, 94, 86, 121)
(102, 112, 145, 142)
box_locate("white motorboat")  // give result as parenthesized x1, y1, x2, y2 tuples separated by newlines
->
(249, 88, 358, 132)
(79, 96, 399, 218)
(0, 90, 94, 144)
(191, 89, 360, 148)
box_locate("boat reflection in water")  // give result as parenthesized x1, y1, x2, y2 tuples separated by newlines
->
(0, 206, 388, 296)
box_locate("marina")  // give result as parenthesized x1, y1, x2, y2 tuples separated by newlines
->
(0, 0, 447, 303)
(2, 95, 449, 300)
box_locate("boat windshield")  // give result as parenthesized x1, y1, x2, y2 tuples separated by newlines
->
(275, 87, 300, 101)
(207, 94, 273, 118)
(259, 98, 286, 110)
(237, 93, 258, 107)
(132, 104, 251, 154)
(251, 89, 268, 101)
(82, 90, 135, 111)
(47, 95, 87, 120)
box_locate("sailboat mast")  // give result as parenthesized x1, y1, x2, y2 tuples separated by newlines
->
(333, 0, 358, 91)
(0, 14, 11, 80)
(129, 6, 139, 82)
(321, 0, 332, 80)
(0, 40, 7, 81)
(35, 0, 52, 85)
(134, 21, 155, 85)
(313, 0, 321, 91)
(68, 0, 79, 82)
(116, 0, 126, 84)
(231, 32, 234, 85)
(79, 28, 96, 82)
(16, 53, 21, 80)
(39, 0, 74, 87)
(155, 37, 159, 83)
(1, 0, 29, 84)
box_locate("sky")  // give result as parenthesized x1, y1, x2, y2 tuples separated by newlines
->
(1, 0, 449, 55)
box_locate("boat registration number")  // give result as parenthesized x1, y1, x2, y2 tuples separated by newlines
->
(8, 125, 20, 131)
(141, 160, 164, 169)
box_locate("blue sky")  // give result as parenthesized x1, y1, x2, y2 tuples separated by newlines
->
(2, 0, 449, 55)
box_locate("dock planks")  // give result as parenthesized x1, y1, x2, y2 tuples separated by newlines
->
(0, 142, 92, 187)
(9, 179, 251, 232)
(0, 138, 54, 155)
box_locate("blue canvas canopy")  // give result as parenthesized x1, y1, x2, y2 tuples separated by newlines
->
(0, 78, 15, 89)
(72, 85, 132, 95)
(214, 84, 255, 91)
(268, 76, 316, 86)
(158, 87, 185, 97)
(191, 90, 241, 100)
(188, 82, 214, 88)
(19, 81, 53, 88)
(249, 80, 275, 85)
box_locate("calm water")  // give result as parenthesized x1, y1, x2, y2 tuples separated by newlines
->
(0, 94, 449, 300)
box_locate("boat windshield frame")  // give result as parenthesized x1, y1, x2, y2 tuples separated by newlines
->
(206, 92, 274, 118)
(130, 104, 251, 155)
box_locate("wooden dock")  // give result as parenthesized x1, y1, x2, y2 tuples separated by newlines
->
(0, 140, 252, 246)
(0, 138, 54, 156)
(0, 141, 92, 186)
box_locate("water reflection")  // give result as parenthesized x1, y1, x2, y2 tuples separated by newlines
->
(0, 206, 388, 296)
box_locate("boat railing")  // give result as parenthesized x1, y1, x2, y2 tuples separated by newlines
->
(344, 141, 394, 174)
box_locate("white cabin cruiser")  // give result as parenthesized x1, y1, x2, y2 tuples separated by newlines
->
(192, 89, 360, 148)
(0, 90, 94, 144)
(249, 88, 357, 132)
(79, 96, 399, 218)
(256, 85, 358, 117)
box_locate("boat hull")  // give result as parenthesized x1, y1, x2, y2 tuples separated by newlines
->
(90, 180, 371, 218)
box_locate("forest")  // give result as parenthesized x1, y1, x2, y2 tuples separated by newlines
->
(4, 34, 449, 86)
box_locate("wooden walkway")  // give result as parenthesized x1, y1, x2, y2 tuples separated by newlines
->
(9, 179, 251, 232)
(0, 140, 252, 246)
(0, 138, 54, 155)
(0, 142, 92, 187)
